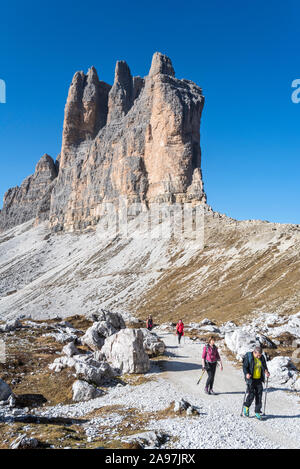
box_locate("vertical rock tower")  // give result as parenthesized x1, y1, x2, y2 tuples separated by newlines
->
(0, 52, 206, 233)
(49, 52, 206, 232)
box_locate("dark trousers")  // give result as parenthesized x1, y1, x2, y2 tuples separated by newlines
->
(205, 361, 217, 390)
(244, 379, 263, 413)
(177, 332, 183, 344)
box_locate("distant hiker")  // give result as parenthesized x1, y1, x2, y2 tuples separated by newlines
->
(146, 315, 153, 331)
(242, 346, 270, 420)
(175, 319, 184, 344)
(202, 336, 223, 395)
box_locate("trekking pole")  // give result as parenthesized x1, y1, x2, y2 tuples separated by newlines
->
(240, 384, 248, 416)
(196, 369, 206, 385)
(262, 377, 269, 416)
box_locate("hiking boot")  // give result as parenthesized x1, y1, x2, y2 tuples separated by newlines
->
(243, 406, 249, 417)
(255, 413, 263, 420)
(209, 389, 217, 395)
(204, 386, 209, 394)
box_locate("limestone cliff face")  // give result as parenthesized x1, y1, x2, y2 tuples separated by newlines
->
(0, 154, 58, 231)
(49, 52, 206, 232)
(0, 52, 206, 233)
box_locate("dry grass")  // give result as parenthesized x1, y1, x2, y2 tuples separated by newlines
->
(64, 315, 93, 331)
(0, 321, 77, 406)
(120, 373, 155, 386)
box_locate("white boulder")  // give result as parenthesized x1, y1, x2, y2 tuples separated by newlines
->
(81, 324, 105, 351)
(140, 328, 165, 356)
(62, 341, 81, 357)
(49, 354, 115, 385)
(267, 356, 299, 388)
(102, 328, 150, 374)
(225, 329, 259, 360)
(81, 311, 126, 351)
(88, 310, 126, 330)
(72, 380, 104, 402)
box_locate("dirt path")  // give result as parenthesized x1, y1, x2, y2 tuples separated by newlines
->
(158, 331, 300, 449)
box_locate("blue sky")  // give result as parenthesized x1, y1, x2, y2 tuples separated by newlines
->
(0, 0, 299, 223)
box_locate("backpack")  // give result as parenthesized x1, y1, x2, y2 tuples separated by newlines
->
(146, 318, 153, 329)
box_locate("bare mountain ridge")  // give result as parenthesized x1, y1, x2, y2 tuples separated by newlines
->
(0, 210, 299, 322)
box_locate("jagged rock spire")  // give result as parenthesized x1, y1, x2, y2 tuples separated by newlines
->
(61, 67, 111, 164)
(107, 60, 134, 123)
(149, 52, 175, 77)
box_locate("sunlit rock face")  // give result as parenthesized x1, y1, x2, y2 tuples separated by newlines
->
(49, 52, 206, 232)
(0, 53, 206, 233)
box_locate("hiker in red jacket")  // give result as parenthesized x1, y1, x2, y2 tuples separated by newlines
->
(175, 319, 184, 344)
(202, 336, 223, 394)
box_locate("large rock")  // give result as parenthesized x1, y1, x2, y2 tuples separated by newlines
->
(49, 353, 115, 385)
(225, 329, 259, 361)
(140, 328, 165, 356)
(81, 324, 105, 351)
(72, 379, 104, 402)
(0, 379, 13, 401)
(11, 436, 39, 449)
(81, 310, 126, 351)
(102, 328, 150, 374)
(62, 341, 81, 357)
(267, 356, 299, 388)
(97, 310, 126, 330)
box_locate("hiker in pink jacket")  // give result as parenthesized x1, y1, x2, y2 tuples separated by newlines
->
(202, 336, 223, 394)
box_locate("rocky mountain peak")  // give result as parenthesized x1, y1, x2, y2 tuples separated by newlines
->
(35, 153, 58, 177)
(149, 52, 175, 77)
(0, 153, 58, 231)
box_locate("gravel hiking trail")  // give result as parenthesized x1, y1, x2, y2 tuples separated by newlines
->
(157, 331, 300, 449)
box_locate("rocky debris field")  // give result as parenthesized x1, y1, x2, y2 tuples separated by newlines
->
(0, 309, 299, 449)
(0, 310, 178, 449)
